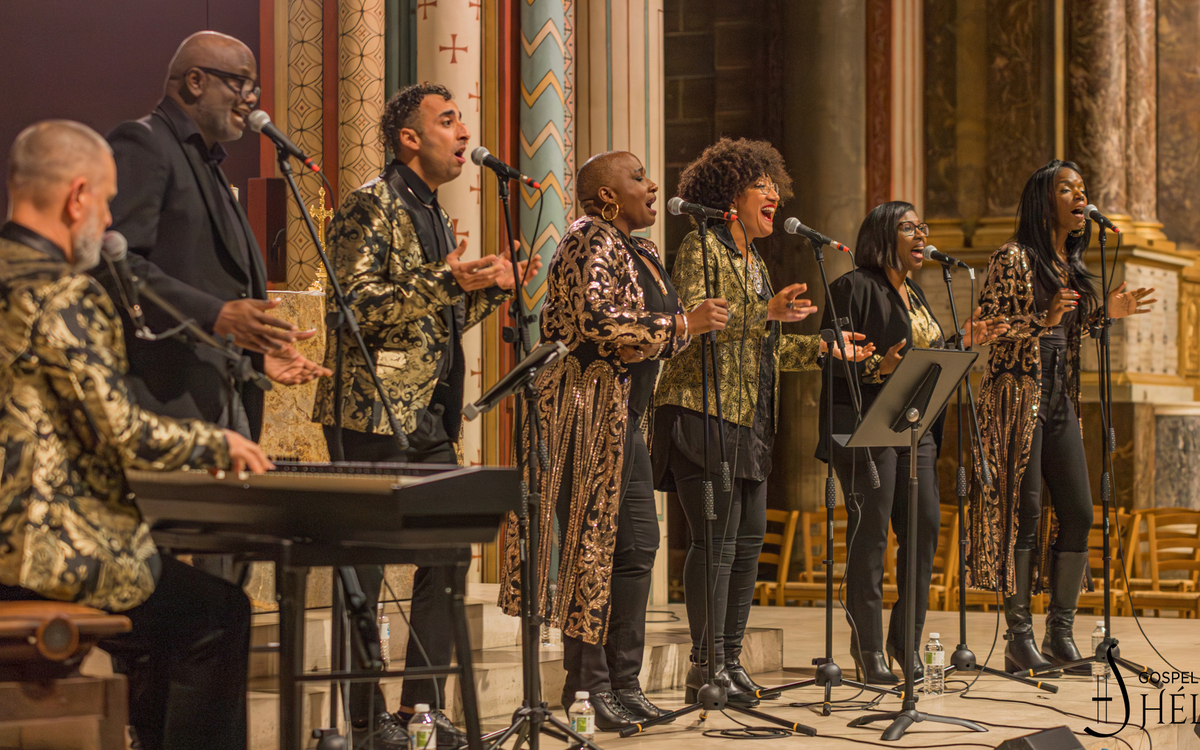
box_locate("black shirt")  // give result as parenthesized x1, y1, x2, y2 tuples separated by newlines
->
(1032, 270, 1071, 351)
(620, 230, 678, 420)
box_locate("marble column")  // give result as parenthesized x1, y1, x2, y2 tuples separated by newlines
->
(972, 0, 1055, 252)
(1157, 0, 1200, 250)
(337, 0, 386, 196)
(1066, 0, 1127, 218)
(1125, 0, 1159, 237)
(416, 0, 485, 470)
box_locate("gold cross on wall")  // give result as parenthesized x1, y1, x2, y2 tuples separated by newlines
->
(307, 186, 334, 292)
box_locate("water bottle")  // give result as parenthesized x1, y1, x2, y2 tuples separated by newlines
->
(377, 603, 391, 670)
(923, 633, 945, 696)
(568, 691, 595, 740)
(408, 703, 436, 750)
(1091, 621, 1110, 679)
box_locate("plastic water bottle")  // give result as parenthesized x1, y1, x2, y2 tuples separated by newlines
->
(923, 633, 945, 696)
(408, 703, 436, 750)
(377, 603, 391, 670)
(1091, 621, 1110, 679)
(568, 691, 595, 740)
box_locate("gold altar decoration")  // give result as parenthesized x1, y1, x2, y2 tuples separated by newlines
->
(306, 186, 334, 293)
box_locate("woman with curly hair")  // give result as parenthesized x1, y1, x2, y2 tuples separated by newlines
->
(653, 137, 872, 705)
(968, 161, 1154, 675)
(818, 201, 1006, 684)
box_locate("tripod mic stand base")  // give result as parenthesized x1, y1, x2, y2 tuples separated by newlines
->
(1029, 638, 1162, 688)
(482, 703, 602, 750)
(618, 684, 818, 738)
(848, 707, 987, 742)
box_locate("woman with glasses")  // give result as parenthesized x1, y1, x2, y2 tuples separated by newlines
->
(653, 137, 873, 705)
(818, 201, 1007, 684)
(967, 161, 1154, 675)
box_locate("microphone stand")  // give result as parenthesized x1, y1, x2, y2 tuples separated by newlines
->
(622, 220, 815, 739)
(480, 172, 601, 750)
(935, 262, 1056, 694)
(753, 237, 897, 712)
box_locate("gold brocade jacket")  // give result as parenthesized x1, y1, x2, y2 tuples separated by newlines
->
(654, 229, 821, 428)
(311, 171, 510, 436)
(497, 216, 689, 644)
(967, 243, 1095, 595)
(0, 229, 229, 611)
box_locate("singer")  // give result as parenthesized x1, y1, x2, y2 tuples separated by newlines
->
(818, 201, 1006, 684)
(653, 138, 872, 705)
(311, 82, 534, 750)
(500, 150, 726, 730)
(967, 160, 1155, 675)
(97, 31, 328, 448)
(0, 119, 273, 750)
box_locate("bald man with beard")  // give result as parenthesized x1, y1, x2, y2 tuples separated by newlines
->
(95, 31, 328, 449)
(0, 119, 273, 750)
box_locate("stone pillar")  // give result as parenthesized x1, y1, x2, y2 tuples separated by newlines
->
(971, 0, 1055, 252)
(1157, 0, 1200, 250)
(518, 0, 567, 332)
(416, 0, 485, 469)
(337, 0, 386, 195)
(1125, 0, 1160, 238)
(1066, 0, 1127, 219)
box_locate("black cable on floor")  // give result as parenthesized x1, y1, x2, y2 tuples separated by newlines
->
(958, 689, 1154, 750)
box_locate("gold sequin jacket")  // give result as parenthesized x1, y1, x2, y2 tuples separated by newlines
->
(967, 243, 1097, 595)
(497, 216, 689, 644)
(311, 170, 510, 436)
(0, 229, 230, 611)
(654, 229, 822, 428)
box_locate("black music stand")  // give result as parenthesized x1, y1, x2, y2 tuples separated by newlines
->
(838, 348, 987, 742)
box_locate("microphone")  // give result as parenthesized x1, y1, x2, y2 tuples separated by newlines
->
(922, 245, 970, 269)
(101, 230, 145, 327)
(666, 196, 737, 222)
(471, 147, 542, 189)
(782, 217, 850, 253)
(1085, 204, 1120, 233)
(247, 110, 319, 172)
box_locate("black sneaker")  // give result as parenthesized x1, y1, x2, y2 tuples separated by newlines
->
(352, 712, 409, 750)
(395, 709, 467, 750)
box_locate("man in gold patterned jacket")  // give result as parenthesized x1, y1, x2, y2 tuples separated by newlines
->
(0, 121, 273, 750)
(311, 83, 534, 749)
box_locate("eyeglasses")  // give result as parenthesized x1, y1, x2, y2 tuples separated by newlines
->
(898, 221, 930, 237)
(752, 181, 779, 196)
(190, 67, 261, 101)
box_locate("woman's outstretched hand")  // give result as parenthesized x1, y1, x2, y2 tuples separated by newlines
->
(768, 283, 818, 322)
(821, 331, 876, 362)
(1108, 283, 1157, 319)
(961, 306, 1010, 347)
(685, 298, 729, 335)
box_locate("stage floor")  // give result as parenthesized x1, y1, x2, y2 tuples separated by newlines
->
(494, 605, 1200, 750)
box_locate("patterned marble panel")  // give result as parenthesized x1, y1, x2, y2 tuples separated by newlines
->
(1066, 0, 1126, 214)
(1156, 0, 1200, 248)
(1155, 414, 1200, 511)
(1125, 0, 1157, 224)
(286, 0, 326, 290)
(984, 0, 1054, 217)
(923, 0, 957, 220)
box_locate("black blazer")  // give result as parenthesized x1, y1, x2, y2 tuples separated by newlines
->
(815, 266, 944, 461)
(96, 98, 268, 438)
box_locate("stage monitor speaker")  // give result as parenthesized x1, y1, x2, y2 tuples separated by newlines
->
(995, 726, 1084, 750)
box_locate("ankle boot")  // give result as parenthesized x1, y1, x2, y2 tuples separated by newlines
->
(725, 656, 779, 699)
(1041, 549, 1091, 676)
(685, 659, 760, 707)
(848, 630, 899, 685)
(884, 640, 923, 682)
(1003, 548, 1061, 677)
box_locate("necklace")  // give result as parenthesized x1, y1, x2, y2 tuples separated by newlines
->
(747, 251, 764, 295)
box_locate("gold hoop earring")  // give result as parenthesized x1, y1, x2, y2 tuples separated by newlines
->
(1069, 227, 1085, 237)
(601, 202, 620, 222)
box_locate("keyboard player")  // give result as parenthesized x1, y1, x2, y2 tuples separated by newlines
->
(0, 120, 273, 750)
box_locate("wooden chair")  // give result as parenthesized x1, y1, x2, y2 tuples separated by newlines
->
(1125, 509, 1200, 618)
(754, 509, 799, 605)
(889, 505, 964, 612)
(0, 601, 131, 750)
(1077, 505, 1133, 617)
(1125, 507, 1199, 594)
(777, 506, 850, 605)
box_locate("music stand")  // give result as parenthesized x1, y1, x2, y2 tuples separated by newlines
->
(839, 348, 987, 742)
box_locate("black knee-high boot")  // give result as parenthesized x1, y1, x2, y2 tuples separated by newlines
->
(1004, 548, 1061, 676)
(1041, 549, 1091, 675)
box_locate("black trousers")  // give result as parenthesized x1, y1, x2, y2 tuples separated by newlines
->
(1013, 350, 1093, 553)
(1, 556, 251, 750)
(831, 432, 940, 653)
(672, 448, 767, 664)
(559, 429, 659, 696)
(324, 425, 462, 721)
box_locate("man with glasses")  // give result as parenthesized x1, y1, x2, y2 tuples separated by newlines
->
(95, 31, 327, 459)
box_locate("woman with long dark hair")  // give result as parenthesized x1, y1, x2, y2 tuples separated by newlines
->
(653, 138, 873, 705)
(967, 160, 1154, 675)
(819, 201, 1006, 684)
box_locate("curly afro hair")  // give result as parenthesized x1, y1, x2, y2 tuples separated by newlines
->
(676, 137, 793, 215)
(380, 82, 453, 156)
